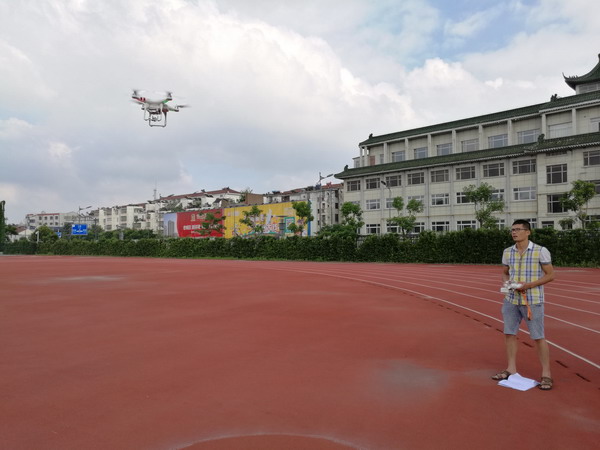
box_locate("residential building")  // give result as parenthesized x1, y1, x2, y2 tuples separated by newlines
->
(336, 54, 600, 234)
(264, 182, 342, 235)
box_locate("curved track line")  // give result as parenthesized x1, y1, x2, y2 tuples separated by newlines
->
(317, 268, 600, 333)
(271, 266, 600, 371)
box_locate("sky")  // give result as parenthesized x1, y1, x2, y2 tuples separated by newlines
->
(1, 0, 599, 223)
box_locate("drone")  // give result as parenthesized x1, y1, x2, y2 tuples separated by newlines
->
(131, 90, 189, 127)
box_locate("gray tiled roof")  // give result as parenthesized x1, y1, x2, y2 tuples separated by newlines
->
(359, 91, 600, 147)
(564, 54, 600, 89)
(336, 132, 600, 179)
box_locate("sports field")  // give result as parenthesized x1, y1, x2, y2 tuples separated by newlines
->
(1, 255, 599, 449)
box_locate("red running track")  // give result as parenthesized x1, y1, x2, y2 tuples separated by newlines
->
(1, 255, 598, 449)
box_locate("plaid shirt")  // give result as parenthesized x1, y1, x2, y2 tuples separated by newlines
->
(502, 241, 551, 305)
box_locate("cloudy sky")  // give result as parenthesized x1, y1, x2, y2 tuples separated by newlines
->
(1, 0, 599, 223)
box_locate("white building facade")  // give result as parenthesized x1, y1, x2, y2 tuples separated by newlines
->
(336, 55, 600, 234)
(264, 182, 342, 235)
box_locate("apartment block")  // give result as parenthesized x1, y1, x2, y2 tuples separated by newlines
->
(336, 54, 600, 234)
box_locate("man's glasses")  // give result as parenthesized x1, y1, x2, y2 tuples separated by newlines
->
(511, 228, 527, 232)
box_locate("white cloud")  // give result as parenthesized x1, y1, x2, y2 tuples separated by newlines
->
(1, 0, 599, 223)
(444, 10, 490, 39)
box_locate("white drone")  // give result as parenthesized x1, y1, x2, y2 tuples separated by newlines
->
(131, 89, 189, 127)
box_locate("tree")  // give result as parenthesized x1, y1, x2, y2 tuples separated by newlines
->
(387, 197, 424, 237)
(558, 217, 574, 230)
(463, 182, 505, 229)
(317, 202, 364, 239)
(29, 225, 59, 243)
(288, 201, 314, 235)
(239, 188, 253, 204)
(197, 212, 225, 237)
(239, 205, 264, 237)
(560, 180, 597, 229)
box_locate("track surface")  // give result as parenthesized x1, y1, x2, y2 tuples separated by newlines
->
(1, 255, 599, 449)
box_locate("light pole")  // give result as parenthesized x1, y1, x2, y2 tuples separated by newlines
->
(315, 172, 334, 233)
(77, 205, 91, 237)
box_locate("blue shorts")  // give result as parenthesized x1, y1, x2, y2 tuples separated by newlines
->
(501, 300, 545, 340)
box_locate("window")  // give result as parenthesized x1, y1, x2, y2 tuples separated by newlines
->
(491, 189, 505, 201)
(366, 224, 381, 234)
(517, 129, 540, 144)
(431, 169, 449, 183)
(365, 199, 381, 210)
(408, 172, 425, 185)
(590, 117, 600, 132)
(455, 166, 476, 180)
(391, 151, 405, 162)
(548, 122, 572, 138)
(414, 147, 428, 159)
(457, 220, 477, 230)
(385, 175, 401, 187)
(461, 138, 479, 152)
(413, 222, 425, 233)
(347, 180, 361, 191)
(385, 198, 394, 209)
(488, 134, 508, 148)
(513, 186, 536, 201)
(547, 194, 566, 213)
(365, 178, 380, 189)
(584, 150, 600, 166)
(387, 223, 399, 233)
(431, 221, 450, 232)
(436, 143, 452, 156)
(379, 154, 384, 164)
(456, 192, 472, 204)
(483, 163, 505, 177)
(541, 221, 554, 229)
(431, 193, 449, 206)
(512, 159, 536, 174)
(408, 195, 424, 204)
(592, 180, 600, 194)
(546, 164, 567, 184)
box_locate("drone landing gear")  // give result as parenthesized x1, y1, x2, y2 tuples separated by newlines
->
(143, 110, 167, 127)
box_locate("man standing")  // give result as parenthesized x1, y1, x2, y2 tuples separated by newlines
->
(492, 219, 555, 390)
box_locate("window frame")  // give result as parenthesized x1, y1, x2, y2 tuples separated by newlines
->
(455, 166, 476, 181)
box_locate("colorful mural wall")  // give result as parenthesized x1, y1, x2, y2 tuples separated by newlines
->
(162, 209, 224, 238)
(223, 202, 300, 238)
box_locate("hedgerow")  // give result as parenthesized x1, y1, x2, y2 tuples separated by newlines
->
(3, 229, 598, 266)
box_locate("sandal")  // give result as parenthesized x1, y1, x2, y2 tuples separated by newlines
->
(538, 377, 553, 390)
(491, 370, 513, 381)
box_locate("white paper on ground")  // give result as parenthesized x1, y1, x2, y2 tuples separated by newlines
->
(498, 373, 539, 391)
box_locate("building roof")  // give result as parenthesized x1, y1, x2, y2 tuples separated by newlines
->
(336, 131, 600, 179)
(564, 54, 600, 89)
(358, 90, 600, 147)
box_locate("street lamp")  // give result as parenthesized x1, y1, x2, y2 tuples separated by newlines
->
(315, 172, 334, 232)
(78, 205, 92, 224)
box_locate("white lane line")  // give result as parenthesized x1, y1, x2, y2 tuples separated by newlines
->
(319, 268, 600, 329)
(270, 266, 600, 371)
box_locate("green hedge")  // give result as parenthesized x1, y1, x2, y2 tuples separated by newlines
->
(4, 229, 599, 266)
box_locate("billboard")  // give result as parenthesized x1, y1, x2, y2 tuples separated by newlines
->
(71, 224, 88, 235)
(223, 202, 301, 238)
(162, 209, 224, 238)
